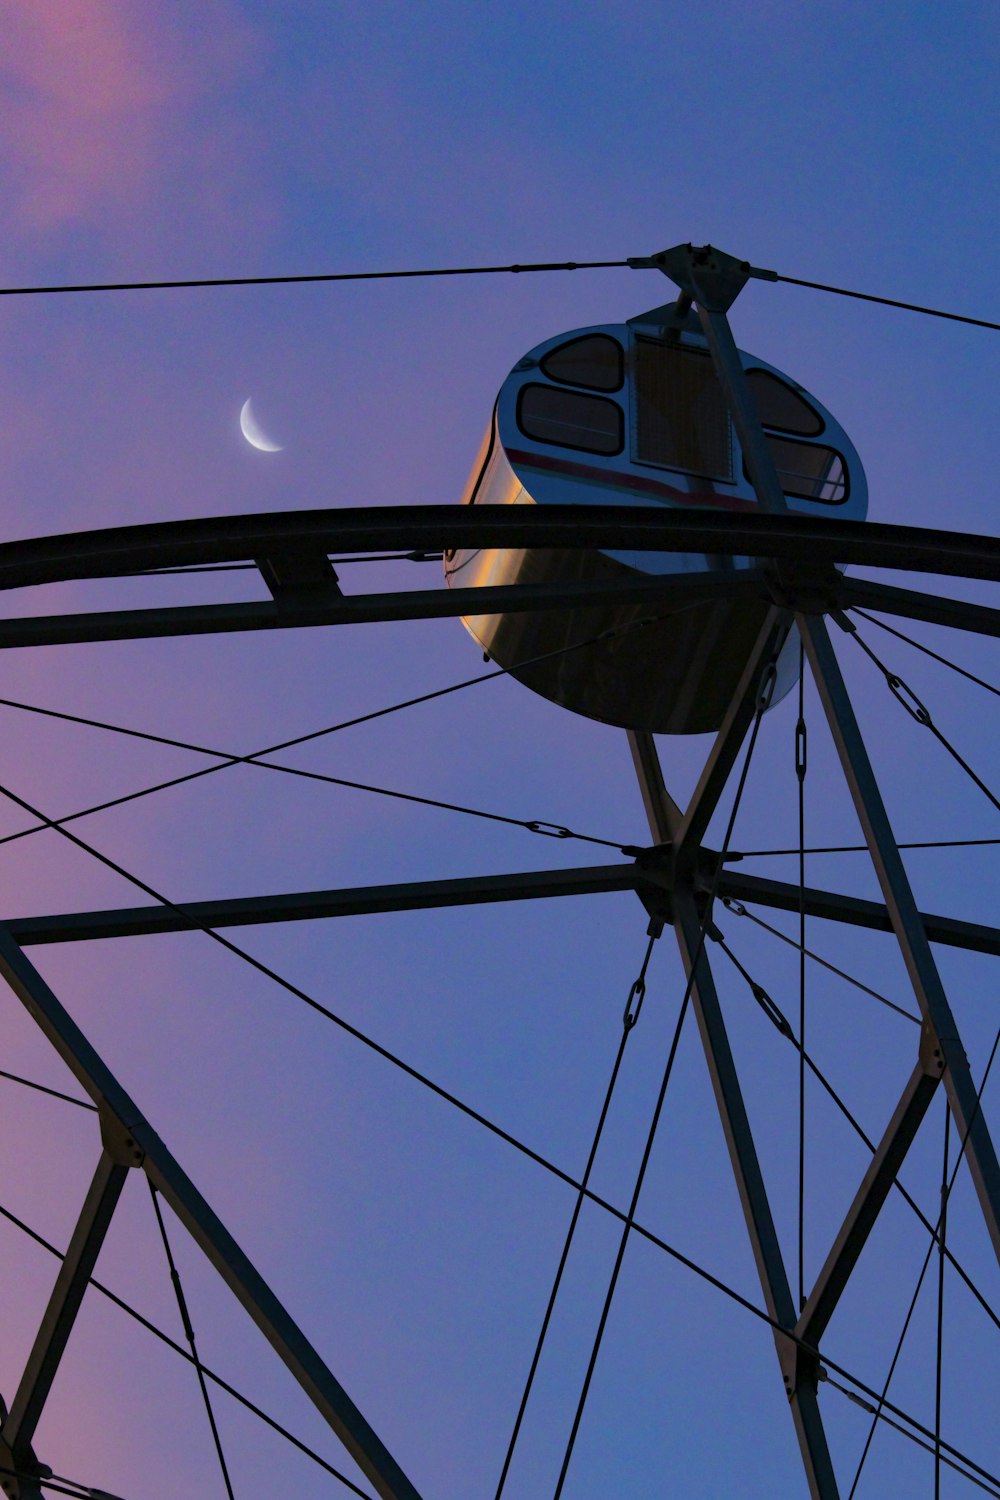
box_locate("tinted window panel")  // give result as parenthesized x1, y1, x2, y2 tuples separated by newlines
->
(540, 334, 624, 392)
(744, 435, 848, 504)
(634, 339, 733, 480)
(517, 384, 623, 455)
(746, 369, 824, 436)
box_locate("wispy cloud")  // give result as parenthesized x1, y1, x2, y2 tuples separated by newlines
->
(0, 0, 273, 261)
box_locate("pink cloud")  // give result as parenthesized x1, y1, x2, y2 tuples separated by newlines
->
(0, 0, 271, 250)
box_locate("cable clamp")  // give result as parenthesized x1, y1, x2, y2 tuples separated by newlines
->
(722, 898, 748, 918)
(524, 821, 573, 840)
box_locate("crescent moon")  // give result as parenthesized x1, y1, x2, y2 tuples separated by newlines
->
(239, 398, 283, 453)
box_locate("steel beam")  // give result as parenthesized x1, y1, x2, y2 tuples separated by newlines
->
(795, 1062, 940, 1349)
(9, 861, 1000, 964)
(5, 865, 644, 946)
(716, 868, 1000, 959)
(1, 506, 1000, 592)
(837, 577, 1000, 639)
(673, 887, 839, 1499)
(0, 571, 759, 651)
(0, 930, 423, 1500)
(799, 612, 1000, 1262)
(695, 309, 789, 518)
(2, 1149, 129, 1461)
(675, 608, 788, 854)
(627, 732, 682, 844)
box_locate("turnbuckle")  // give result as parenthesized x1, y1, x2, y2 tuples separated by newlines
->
(886, 672, 932, 726)
(623, 976, 646, 1031)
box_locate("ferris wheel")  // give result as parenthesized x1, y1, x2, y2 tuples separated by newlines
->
(0, 242, 997, 1500)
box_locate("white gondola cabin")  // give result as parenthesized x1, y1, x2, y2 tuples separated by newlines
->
(445, 301, 866, 733)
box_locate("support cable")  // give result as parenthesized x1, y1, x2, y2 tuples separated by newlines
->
(842, 617, 1000, 815)
(551, 654, 775, 1498)
(0, 253, 997, 335)
(0, 1067, 97, 1110)
(767, 271, 1000, 333)
(847, 1029, 1000, 1498)
(0, 707, 995, 1489)
(796, 643, 807, 1311)
(0, 259, 631, 298)
(2, 742, 998, 1379)
(822, 1377, 1000, 1499)
(0, 768, 644, 1193)
(0, 1467, 128, 1500)
(708, 934, 1000, 1335)
(0, 624, 652, 858)
(0, 1117, 992, 1495)
(492, 929, 658, 1500)
(0, 1193, 374, 1498)
(729, 837, 1000, 858)
(719, 898, 920, 1025)
(148, 1183, 236, 1500)
(935, 1104, 951, 1500)
(851, 609, 1000, 702)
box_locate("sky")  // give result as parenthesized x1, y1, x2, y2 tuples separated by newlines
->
(0, 2, 997, 1497)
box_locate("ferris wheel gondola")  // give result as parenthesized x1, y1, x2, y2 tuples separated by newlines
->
(446, 299, 867, 733)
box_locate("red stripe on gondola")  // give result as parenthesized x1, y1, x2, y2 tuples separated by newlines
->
(504, 448, 759, 512)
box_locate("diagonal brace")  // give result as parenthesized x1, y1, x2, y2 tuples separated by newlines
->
(796, 1055, 940, 1349)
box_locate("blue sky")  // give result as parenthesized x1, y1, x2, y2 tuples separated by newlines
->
(0, 3, 997, 1497)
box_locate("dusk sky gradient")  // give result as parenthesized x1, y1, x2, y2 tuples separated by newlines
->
(0, 3, 998, 1498)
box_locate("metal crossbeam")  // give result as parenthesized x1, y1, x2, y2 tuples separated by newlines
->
(0, 571, 755, 650)
(5, 866, 643, 945)
(715, 869, 1000, 958)
(6, 864, 1000, 963)
(838, 577, 1000, 639)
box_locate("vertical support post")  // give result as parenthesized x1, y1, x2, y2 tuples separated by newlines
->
(798, 612, 1000, 1262)
(673, 887, 839, 1499)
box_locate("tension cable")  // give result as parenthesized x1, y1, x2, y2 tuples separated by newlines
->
(842, 616, 1000, 816)
(148, 1183, 236, 1500)
(493, 927, 658, 1500)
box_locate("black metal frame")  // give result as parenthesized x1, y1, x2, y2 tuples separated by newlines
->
(0, 243, 997, 1498)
